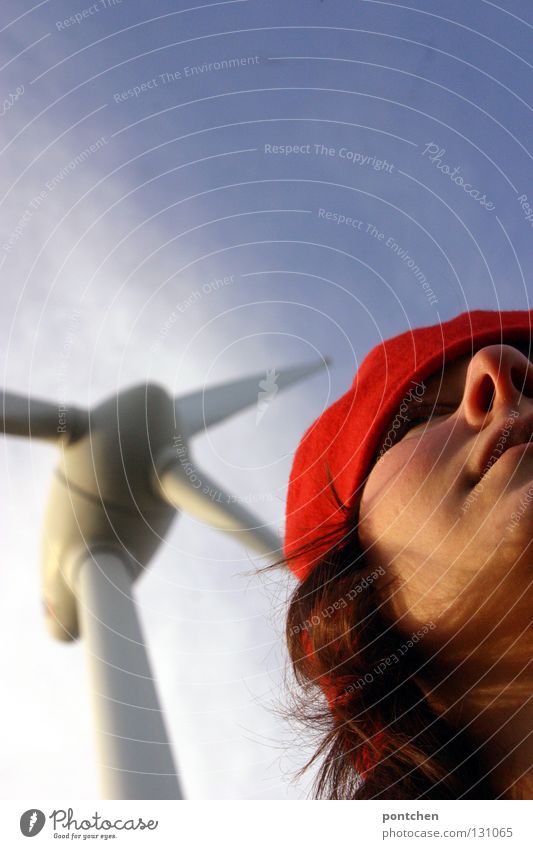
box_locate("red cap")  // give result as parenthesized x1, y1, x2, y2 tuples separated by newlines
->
(284, 309, 533, 582)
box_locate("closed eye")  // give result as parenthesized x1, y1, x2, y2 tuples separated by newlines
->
(399, 402, 456, 439)
(375, 401, 457, 460)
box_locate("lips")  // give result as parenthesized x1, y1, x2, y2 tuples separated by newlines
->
(475, 415, 533, 483)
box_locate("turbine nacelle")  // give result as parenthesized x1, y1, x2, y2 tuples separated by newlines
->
(42, 383, 178, 640)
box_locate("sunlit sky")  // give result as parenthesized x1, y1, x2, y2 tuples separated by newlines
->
(1, 0, 532, 799)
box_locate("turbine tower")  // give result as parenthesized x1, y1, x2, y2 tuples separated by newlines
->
(1, 360, 328, 799)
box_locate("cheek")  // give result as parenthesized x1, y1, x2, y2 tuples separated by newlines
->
(359, 471, 447, 634)
(358, 438, 438, 547)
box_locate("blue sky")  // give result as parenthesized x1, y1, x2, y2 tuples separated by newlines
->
(1, 0, 532, 798)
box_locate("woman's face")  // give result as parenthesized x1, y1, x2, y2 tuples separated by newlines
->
(358, 343, 533, 649)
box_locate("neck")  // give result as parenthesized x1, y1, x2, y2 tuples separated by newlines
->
(422, 644, 533, 799)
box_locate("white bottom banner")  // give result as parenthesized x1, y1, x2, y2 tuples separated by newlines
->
(2, 799, 532, 848)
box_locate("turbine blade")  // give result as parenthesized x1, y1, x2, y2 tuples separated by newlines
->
(153, 455, 282, 559)
(1, 390, 87, 442)
(175, 358, 330, 437)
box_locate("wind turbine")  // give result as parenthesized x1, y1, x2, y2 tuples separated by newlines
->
(1, 360, 327, 800)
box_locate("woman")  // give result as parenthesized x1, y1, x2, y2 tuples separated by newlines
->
(279, 309, 533, 799)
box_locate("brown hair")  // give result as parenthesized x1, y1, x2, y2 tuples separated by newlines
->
(272, 484, 495, 799)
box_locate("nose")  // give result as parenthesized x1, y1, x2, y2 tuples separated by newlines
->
(461, 344, 533, 426)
